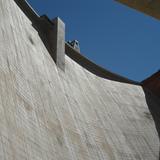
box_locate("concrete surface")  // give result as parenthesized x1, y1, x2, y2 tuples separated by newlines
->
(52, 17, 65, 71)
(15, 0, 140, 85)
(65, 43, 139, 84)
(0, 0, 159, 159)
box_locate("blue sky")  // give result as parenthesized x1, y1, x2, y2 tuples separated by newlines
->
(27, 0, 160, 81)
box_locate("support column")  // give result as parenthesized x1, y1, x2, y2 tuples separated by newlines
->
(52, 17, 65, 71)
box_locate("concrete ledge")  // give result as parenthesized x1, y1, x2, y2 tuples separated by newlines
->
(14, 0, 39, 22)
(65, 43, 139, 85)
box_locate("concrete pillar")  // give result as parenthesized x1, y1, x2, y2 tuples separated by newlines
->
(52, 17, 65, 71)
(30, 15, 65, 71)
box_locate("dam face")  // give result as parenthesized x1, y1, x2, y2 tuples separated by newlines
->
(0, 0, 159, 159)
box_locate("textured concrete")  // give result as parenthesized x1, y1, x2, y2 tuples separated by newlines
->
(65, 43, 139, 84)
(0, 0, 159, 159)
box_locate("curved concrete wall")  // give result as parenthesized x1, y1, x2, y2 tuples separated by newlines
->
(0, 0, 159, 159)
(65, 43, 139, 84)
(14, 0, 139, 85)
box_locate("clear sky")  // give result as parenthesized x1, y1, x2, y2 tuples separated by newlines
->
(27, 0, 160, 82)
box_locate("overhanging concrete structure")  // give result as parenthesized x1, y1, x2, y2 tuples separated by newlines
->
(142, 71, 160, 98)
(0, 0, 159, 159)
(116, 0, 160, 20)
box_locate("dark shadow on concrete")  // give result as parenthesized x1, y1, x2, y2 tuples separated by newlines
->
(14, 0, 57, 63)
(143, 87, 160, 159)
(31, 16, 57, 63)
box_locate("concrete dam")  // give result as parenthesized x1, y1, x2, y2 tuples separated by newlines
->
(0, 0, 160, 159)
